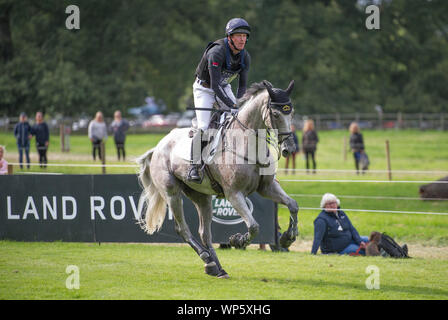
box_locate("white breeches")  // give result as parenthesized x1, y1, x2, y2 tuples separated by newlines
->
(192, 78, 236, 131)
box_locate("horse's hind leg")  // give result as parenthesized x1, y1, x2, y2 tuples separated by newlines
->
(258, 179, 299, 249)
(167, 194, 218, 276)
(182, 188, 229, 278)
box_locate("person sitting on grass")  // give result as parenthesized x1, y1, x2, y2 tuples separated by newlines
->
(311, 193, 368, 255)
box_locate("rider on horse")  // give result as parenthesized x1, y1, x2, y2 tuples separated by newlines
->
(188, 18, 252, 182)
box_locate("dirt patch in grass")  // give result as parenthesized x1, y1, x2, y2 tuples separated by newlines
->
(285, 240, 448, 260)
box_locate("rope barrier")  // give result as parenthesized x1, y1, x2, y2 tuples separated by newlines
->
(8, 162, 137, 168)
(288, 193, 448, 201)
(280, 179, 448, 184)
(7, 162, 448, 174)
(6, 161, 448, 216)
(281, 206, 448, 216)
(277, 168, 448, 174)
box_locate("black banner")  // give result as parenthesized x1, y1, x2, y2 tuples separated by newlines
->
(0, 175, 276, 244)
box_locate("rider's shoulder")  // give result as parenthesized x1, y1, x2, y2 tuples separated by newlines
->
(206, 39, 226, 53)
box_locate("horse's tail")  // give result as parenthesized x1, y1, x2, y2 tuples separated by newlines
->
(136, 148, 167, 235)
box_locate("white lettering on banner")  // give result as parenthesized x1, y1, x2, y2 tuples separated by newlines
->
(4, 195, 151, 221)
(62, 196, 77, 220)
(43, 196, 57, 220)
(6, 196, 77, 220)
(110, 196, 125, 220)
(90, 196, 106, 220)
(23, 197, 39, 220)
(7, 196, 20, 220)
(128, 196, 143, 220)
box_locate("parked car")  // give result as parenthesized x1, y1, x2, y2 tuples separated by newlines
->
(142, 114, 166, 128)
(177, 110, 195, 128)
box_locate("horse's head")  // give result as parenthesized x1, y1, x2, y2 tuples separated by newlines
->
(263, 80, 296, 158)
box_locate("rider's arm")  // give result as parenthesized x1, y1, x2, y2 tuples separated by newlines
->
(237, 51, 250, 99)
(207, 52, 236, 111)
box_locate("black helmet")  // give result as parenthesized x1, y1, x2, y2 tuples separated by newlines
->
(225, 18, 251, 37)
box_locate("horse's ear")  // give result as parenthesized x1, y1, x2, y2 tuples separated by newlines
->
(263, 80, 275, 97)
(262, 80, 273, 88)
(285, 80, 295, 95)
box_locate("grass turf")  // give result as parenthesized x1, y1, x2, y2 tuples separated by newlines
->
(1, 129, 447, 299)
(1, 241, 447, 300)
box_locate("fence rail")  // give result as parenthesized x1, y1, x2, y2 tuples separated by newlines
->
(1, 112, 447, 133)
(294, 112, 446, 131)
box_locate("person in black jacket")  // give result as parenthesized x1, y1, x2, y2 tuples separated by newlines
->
(14, 112, 33, 169)
(32, 111, 50, 168)
(349, 122, 365, 174)
(302, 119, 319, 174)
(311, 193, 368, 255)
(188, 18, 251, 182)
(285, 124, 299, 174)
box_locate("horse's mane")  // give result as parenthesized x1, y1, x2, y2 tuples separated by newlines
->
(237, 82, 267, 108)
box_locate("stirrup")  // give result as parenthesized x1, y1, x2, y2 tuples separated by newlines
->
(187, 165, 203, 183)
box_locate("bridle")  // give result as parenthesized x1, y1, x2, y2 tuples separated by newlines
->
(266, 97, 294, 145)
(223, 96, 294, 164)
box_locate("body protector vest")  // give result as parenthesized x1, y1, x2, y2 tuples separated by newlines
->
(195, 38, 246, 86)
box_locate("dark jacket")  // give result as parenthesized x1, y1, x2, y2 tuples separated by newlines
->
(311, 209, 362, 254)
(302, 130, 319, 152)
(292, 132, 299, 153)
(350, 132, 364, 152)
(110, 119, 129, 144)
(14, 121, 33, 147)
(32, 122, 49, 145)
(195, 38, 251, 108)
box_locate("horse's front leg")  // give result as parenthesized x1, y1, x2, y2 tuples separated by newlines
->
(258, 179, 299, 249)
(226, 192, 259, 249)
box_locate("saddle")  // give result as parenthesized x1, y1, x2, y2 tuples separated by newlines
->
(188, 109, 232, 198)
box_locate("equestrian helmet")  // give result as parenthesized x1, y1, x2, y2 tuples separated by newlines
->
(225, 18, 251, 37)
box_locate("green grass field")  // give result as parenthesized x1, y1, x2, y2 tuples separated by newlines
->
(1, 241, 447, 300)
(1, 129, 448, 299)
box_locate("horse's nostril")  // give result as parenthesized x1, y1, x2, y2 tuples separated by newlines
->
(282, 149, 289, 158)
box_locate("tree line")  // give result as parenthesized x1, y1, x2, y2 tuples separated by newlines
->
(0, 0, 447, 117)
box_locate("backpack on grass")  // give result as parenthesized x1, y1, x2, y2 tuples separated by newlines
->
(378, 233, 410, 258)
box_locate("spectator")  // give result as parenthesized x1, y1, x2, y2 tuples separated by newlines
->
(284, 124, 299, 175)
(311, 193, 368, 255)
(0, 145, 8, 175)
(302, 119, 319, 174)
(14, 112, 32, 169)
(110, 110, 129, 161)
(32, 111, 50, 168)
(88, 111, 108, 161)
(349, 122, 365, 174)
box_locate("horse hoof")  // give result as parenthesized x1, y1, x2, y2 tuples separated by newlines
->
(204, 261, 219, 276)
(217, 269, 230, 279)
(229, 233, 241, 247)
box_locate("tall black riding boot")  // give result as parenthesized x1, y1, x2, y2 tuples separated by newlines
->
(187, 129, 202, 183)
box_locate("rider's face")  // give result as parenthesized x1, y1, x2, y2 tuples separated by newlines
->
(229, 33, 247, 51)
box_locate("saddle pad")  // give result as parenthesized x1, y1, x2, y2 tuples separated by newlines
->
(171, 134, 193, 162)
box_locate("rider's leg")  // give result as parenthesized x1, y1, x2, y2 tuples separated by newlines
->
(189, 81, 214, 182)
(188, 129, 202, 181)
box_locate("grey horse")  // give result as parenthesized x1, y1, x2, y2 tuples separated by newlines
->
(136, 80, 299, 278)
